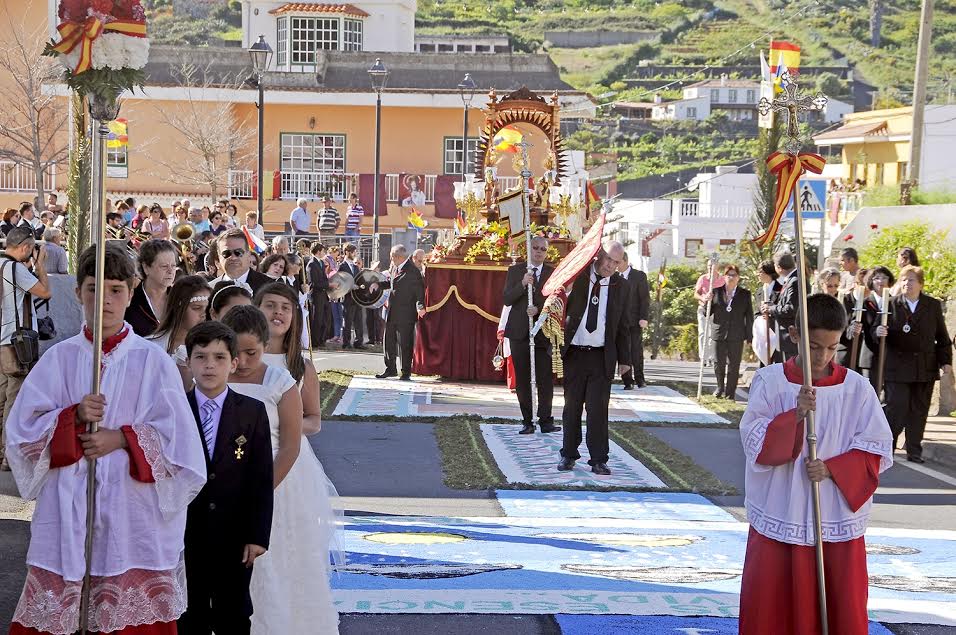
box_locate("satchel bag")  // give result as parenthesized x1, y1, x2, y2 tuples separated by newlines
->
(0, 260, 40, 377)
(35, 298, 56, 341)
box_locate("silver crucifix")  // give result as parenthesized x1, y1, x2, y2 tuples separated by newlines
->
(757, 73, 828, 155)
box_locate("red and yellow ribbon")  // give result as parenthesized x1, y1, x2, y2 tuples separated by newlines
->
(752, 150, 826, 248)
(52, 17, 147, 75)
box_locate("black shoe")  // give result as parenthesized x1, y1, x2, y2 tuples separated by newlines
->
(557, 458, 575, 472)
(636, 382, 647, 389)
(539, 422, 562, 433)
(399, 374, 411, 381)
(591, 462, 611, 475)
(622, 383, 634, 390)
(376, 370, 397, 379)
(353, 344, 368, 350)
(342, 343, 352, 349)
(907, 455, 925, 464)
(519, 424, 535, 435)
(724, 392, 736, 400)
(712, 389, 724, 398)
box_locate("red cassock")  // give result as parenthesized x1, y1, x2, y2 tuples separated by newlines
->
(739, 361, 882, 635)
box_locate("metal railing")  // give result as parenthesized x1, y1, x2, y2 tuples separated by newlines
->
(279, 171, 358, 201)
(228, 169, 254, 199)
(674, 199, 752, 219)
(0, 161, 56, 193)
(385, 174, 438, 203)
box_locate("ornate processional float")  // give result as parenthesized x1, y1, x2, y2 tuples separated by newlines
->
(414, 87, 593, 382)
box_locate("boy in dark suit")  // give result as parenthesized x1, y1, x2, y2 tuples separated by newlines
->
(179, 322, 274, 635)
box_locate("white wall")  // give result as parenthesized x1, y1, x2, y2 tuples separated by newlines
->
(922, 105, 956, 193)
(243, 0, 416, 55)
(823, 98, 854, 124)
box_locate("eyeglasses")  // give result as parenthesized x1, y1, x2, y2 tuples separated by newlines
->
(221, 248, 247, 259)
(726, 272, 739, 278)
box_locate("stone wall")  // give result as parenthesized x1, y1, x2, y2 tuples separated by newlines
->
(544, 30, 660, 48)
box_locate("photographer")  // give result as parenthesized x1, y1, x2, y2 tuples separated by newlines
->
(0, 227, 51, 471)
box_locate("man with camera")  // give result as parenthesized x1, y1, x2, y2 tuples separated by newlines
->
(0, 226, 51, 471)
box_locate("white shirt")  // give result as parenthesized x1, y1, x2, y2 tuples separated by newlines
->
(290, 206, 310, 232)
(905, 297, 919, 313)
(571, 266, 608, 347)
(195, 386, 229, 456)
(0, 258, 39, 345)
(620, 266, 631, 280)
(213, 268, 251, 287)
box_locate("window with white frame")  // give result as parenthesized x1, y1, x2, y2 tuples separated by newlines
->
(710, 89, 719, 102)
(290, 16, 339, 68)
(343, 19, 363, 51)
(281, 133, 345, 173)
(443, 137, 478, 175)
(685, 239, 703, 258)
(686, 106, 697, 119)
(276, 17, 288, 67)
(746, 89, 756, 103)
(106, 144, 127, 178)
(728, 89, 738, 103)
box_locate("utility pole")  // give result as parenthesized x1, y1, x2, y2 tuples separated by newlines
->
(907, 0, 934, 191)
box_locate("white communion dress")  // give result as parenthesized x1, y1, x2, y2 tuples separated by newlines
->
(229, 358, 341, 634)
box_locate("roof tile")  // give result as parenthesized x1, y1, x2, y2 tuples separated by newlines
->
(270, 3, 370, 18)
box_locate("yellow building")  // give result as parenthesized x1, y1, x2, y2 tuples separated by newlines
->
(0, 1, 594, 233)
(813, 105, 956, 193)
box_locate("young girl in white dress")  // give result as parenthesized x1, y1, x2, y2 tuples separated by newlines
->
(221, 304, 341, 634)
(146, 274, 210, 389)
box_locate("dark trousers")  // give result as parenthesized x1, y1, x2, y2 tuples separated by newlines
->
(366, 308, 381, 344)
(343, 300, 364, 346)
(384, 318, 415, 375)
(510, 339, 554, 425)
(884, 380, 935, 458)
(179, 545, 254, 635)
(561, 346, 611, 465)
(621, 327, 645, 386)
(310, 295, 329, 347)
(779, 329, 798, 361)
(714, 338, 744, 397)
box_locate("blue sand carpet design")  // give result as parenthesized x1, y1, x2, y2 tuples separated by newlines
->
(331, 504, 956, 625)
(480, 423, 668, 488)
(495, 491, 736, 522)
(554, 615, 895, 635)
(332, 375, 729, 424)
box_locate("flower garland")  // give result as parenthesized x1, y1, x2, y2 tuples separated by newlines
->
(463, 221, 568, 265)
(45, 0, 149, 98)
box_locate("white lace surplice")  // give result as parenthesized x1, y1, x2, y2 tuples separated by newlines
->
(4, 328, 207, 634)
(231, 361, 341, 635)
(740, 365, 893, 546)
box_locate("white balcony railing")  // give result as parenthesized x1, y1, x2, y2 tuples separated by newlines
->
(279, 171, 357, 201)
(228, 169, 254, 200)
(678, 200, 699, 217)
(385, 174, 438, 203)
(0, 161, 56, 193)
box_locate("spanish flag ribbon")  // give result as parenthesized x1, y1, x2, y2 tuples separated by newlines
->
(52, 17, 147, 75)
(752, 150, 826, 248)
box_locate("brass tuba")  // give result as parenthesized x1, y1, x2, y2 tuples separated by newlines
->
(173, 223, 196, 273)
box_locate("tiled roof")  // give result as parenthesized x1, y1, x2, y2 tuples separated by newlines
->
(269, 3, 370, 17)
(813, 120, 888, 143)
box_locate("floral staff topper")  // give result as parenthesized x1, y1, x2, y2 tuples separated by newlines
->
(45, 0, 149, 98)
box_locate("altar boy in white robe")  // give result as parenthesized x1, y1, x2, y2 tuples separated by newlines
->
(5, 243, 207, 635)
(739, 293, 893, 635)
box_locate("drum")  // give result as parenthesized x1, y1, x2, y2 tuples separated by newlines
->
(327, 270, 354, 300)
(351, 269, 390, 309)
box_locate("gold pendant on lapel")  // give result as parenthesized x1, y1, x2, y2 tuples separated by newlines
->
(235, 435, 247, 459)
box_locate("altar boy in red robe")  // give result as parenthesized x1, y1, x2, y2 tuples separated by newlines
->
(5, 244, 207, 634)
(739, 293, 893, 635)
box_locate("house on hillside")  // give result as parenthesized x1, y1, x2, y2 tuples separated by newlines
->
(813, 105, 956, 193)
(652, 76, 851, 123)
(0, 0, 594, 235)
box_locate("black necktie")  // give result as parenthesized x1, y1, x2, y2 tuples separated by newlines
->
(585, 278, 602, 333)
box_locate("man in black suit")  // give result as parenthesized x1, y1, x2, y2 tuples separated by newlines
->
(375, 244, 425, 380)
(617, 252, 650, 389)
(179, 322, 273, 635)
(761, 251, 799, 360)
(308, 243, 330, 347)
(559, 241, 631, 476)
(710, 265, 753, 399)
(875, 266, 952, 463)
(503, 236, 560, 434)
(213, 229, 273, 295)
(339, 242, 366, 349)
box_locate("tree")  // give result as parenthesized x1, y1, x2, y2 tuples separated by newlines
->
(859, 221, 956, 300)
(149, 61, 258, 201)
(0, 2, 69, 206)
(742, 117, 783, 276)
(66, 93, 91, 273)
(868, 0, 884, 48)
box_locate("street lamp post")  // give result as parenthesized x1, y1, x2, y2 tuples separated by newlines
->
(249, 35, 273, 222)
(457, 73, 477, 187)
(368, 58, 389, 235)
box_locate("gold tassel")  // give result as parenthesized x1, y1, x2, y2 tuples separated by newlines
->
(541, 294, 566, 378)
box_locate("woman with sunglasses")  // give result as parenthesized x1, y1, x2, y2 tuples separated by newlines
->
(145, 204, 170, 240)
(210, 210, 228, 237)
